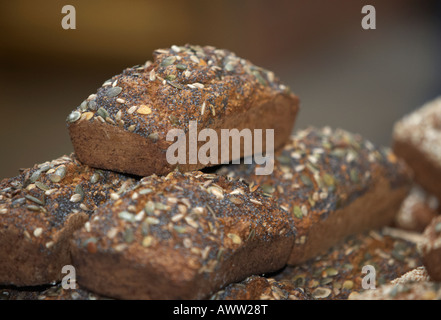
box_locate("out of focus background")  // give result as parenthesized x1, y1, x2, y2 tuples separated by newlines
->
(0, 0, 440, 179)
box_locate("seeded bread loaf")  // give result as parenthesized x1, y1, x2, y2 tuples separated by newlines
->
(349, 267, 440, 300)
(70, 171, 295, 299)
(213, 228, 423, 300)
(394, 185, 439, 232)
(393, 96, 441, 202)
(217, 126, 412, 265)
(419, 215, 441, 281)
(2, 226, 423, 300)
(66, 44, 299, 177)
(0, 154, 136, 286)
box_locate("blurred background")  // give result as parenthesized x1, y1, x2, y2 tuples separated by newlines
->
(0, 0, 440, 179)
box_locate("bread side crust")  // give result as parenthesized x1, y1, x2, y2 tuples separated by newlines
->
(287, 176, 409, 264)
(69, 92, 298, 177)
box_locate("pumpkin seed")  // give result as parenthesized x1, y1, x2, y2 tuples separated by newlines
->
(88, 100, 97, 110)
(29, 170, 41, 183)
(97, 107, 109, 119)
(79, 100, 88, 111)
(106, 86, 122, 97)
(35, 182, 49, 191)
(161, 56, 176, 67)
(293, 206, 303, 219)
(176, 63, 187, 70)
(66, 111, 81, 123)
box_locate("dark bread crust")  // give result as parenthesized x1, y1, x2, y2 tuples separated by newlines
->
(0, 154, 136, 286)
(70, 171, 295, 299)
(217, 127, 412, 265)
(67, 44, 299, 176)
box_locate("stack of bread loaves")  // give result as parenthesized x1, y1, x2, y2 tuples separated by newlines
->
(1, 44, 439, 300)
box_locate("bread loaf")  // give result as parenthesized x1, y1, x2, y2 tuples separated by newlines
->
(394, 185, 439, 232)
(217, 126, 412, 265)
(70, 171, 295, 299)
(349, 267, 440, 300)
(213, 228, 422, 300)
(393, 96, 441, 202)
(419, 215, 441, 281)
(67, 44, 299, 177)
(0, 154, 136, 286)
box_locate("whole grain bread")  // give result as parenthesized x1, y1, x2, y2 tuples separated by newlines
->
(217, 126, 412, 265)
(213, 228, 423, 300)
(349, 267, 440, 300)
(393, 96, 441, 202)
(1, 227, 424, 300)
(70, 171, 295, 299)
(0, 154, 136, 286)
(419, 215, 441, 281)
(394, 185, 439, 232)
(67, 44, 299, 177)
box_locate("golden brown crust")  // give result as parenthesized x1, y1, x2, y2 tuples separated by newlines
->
(0, 154, 137, 286)
(70, 171, 295, 299)
(66, 44, 299, 176)
(217, 126, 412, 265)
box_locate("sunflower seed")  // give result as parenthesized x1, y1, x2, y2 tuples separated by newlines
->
(70, 193, 82, 203)
(169, 115, 180, 126)
(190, 55, 199, 64)
(149, 69, 156, 81)
(27, 205, 41, 212)
(90, 172, 101, 184)
(165, 74, 176, 81)
(142, 236, 154, 247)
(118, 211, 135, 222)
(168, 81, 184, 90)
(25, 194, 44, 206)
(148, 132, 159, 142)
(227, 233, 242, 245)
(145, 216, 160, 225)
(33, 228, 43, 237)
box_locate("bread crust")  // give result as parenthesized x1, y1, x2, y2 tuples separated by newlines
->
(217, 127, 412, 265)
(0, 154, 136, 286)
(70, 171, 295, 299)
(419, 216, 441, 281)
(393, 96, 441, 202)
(67, 44, 299, 176)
